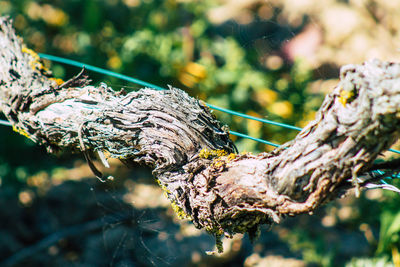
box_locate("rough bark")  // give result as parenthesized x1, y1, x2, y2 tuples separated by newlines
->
(1, 17, 399, 251)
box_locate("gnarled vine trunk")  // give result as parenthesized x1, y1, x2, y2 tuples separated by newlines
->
(1, 17, 399, 251)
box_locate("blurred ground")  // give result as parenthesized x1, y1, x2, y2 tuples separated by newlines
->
(0, 152, 389, 267)
(1, 0, 400, 266)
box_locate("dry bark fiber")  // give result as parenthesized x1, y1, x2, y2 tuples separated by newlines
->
(1, 17, 399, 252)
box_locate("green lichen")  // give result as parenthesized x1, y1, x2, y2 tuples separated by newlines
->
(215, 235, 224, 253)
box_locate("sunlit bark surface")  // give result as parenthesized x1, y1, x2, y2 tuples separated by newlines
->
(1, 17, 399, 251)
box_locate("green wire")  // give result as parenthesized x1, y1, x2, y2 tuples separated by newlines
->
(39, 54, 166, 91)
(38, 54, 302, 131)
(38, 54, 287, 147)
(206, 104, 302, 131)
(1, 53, 398, 186)
(229, 131, 280, 147)
(4, 53, 393, 154)
(0, 120, 12, 126)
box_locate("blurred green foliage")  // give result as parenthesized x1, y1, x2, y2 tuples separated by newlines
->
(0, 0, 320, 154)
(377, 182, 400, 256)
(0, 1, 399, 266)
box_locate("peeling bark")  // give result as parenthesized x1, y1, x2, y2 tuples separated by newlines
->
(1, 17, 399, 251)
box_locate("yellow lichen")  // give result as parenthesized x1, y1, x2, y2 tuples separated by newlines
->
(21, 46, 39, 61)
(204, 226, 224, 253)
(22, 46, 50, 74)
(226, 153, 236, 161)
(12, 125, 31, 139)
(210, 152, 237, 170)
(199, 148, 228, 159)
(171, 200, 191, 220)
(156, 179, 191, 219)
(212, 158, 225, 169)
(156, 179, 171, 194)
(338, 89, 355, 106)
(205, 225, 223, 235)
(49, 77, 64, 86)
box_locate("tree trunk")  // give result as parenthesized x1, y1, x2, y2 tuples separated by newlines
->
(1, 17, 399, 251)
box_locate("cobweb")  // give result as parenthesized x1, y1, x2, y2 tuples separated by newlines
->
(1, 1, 400, 267)
(86, 2, 400, 266)
(91, 4, 302, 266)
(84, 5, 340, 267)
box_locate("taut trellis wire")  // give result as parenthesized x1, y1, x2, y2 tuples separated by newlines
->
(0, 54, 399, 184)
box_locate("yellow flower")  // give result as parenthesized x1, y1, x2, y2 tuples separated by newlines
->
(107, 55, 122, 70)
(268, 101, 293, 118)
(253, 88, 278, 106)
(179, 62, 207, 88)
